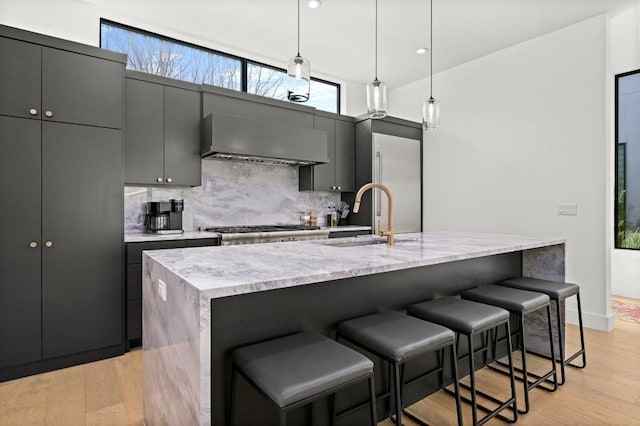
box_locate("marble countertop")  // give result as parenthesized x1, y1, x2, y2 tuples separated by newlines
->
(125, 231, 219, 243)
(143, 231, 564, 299)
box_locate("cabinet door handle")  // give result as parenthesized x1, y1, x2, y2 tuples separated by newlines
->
(156, 177, 163, 183)
(44, 110, 53, 118)
(45, 241, 53, 248)
(29, 241, 38, 248)
(29, 108, 38, 116)
(166, 177, 173, 183)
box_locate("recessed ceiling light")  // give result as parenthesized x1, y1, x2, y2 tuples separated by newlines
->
(308, 0, 321, 8)
(416, 47, 428, 55)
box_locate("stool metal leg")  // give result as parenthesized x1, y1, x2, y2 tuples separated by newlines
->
(567, 293, 587, 369)
(468, 333, 478, 426)
(227, 364, 237, 426)
(393, 362, 402, 426)
(368, 376, 377, 426)
(555, 299, 568, 386)
(504, 322, 519, 422)
(451, 343, 463, 426)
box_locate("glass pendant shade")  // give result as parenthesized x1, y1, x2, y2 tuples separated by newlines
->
(367, 79, 388, 119)
(286, 54, 310, 102)
(422, 96, 440, 130)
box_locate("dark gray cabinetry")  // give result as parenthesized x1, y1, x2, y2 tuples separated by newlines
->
(124, 72, 201, 186)
(327, 229, 370, 239)
(41, 123, 123, 359)
(299, 115, 355, 192)
(0, 116, 42, 369)
(0, 36, 122, 128)
(125, 237, 220, 347)
(0, 25, 125, 381)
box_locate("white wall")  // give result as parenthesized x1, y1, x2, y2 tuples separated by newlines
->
(609, 3, 640, 299)
(390, 15, 612, 330)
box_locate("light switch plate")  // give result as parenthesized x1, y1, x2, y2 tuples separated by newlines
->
(557, 203, 578, 216)
(158, 279, 167, 301)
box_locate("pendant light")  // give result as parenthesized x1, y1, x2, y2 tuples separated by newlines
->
(422, 0, 440, 130)
(287, 0, 311, 102)
(366, 0, 387, 119)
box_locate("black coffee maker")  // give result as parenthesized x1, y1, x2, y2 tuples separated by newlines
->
(145, 199, 184, 234)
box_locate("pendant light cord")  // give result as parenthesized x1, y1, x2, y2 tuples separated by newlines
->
(429, 0, 433, 98)
(297, 0, 301, 56)
(375, 0, 378, 80)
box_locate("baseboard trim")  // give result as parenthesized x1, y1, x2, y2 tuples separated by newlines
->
(0, 344, 124, 383)
(566, 308, 615, 332)
(612, 286, 640, 299)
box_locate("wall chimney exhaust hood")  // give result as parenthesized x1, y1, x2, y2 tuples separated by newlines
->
(202, 113, 329, 166)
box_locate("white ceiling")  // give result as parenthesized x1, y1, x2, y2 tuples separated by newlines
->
(95, 0, 637, 88)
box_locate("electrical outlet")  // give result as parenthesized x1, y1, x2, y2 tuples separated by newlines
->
(557, 203, 577, 216)
(158, 279, 167, 302)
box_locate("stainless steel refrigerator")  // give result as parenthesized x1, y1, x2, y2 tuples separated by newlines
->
(346, 116, 422, 233)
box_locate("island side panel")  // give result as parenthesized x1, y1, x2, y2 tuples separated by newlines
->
(210, 252, 523, 425)
(142, 253, 208, 425)
(522, 243, 566, 357)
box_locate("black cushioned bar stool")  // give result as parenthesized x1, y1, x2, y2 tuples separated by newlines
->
(461, 284, 558, 414)
(498, 277, 586, 385)
(408, 297, 518, 426)
(337, 311, 463, 426)
(228, 332, 377, 426)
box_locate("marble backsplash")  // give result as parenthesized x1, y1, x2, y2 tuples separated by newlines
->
(125, 160, 341, 232)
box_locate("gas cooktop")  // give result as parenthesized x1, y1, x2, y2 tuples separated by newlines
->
(205, 225, 320, 234)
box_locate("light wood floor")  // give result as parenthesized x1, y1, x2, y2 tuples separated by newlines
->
(1, 303, 639, 425)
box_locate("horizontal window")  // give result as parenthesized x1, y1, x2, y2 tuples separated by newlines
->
(100, 20, 339, 113)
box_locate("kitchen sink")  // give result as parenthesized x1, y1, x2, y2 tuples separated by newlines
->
(322, 236, 418, 248)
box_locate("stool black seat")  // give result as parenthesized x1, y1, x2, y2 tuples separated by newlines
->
(408, 297, 518, 426)
(461, 284, 558, 414)
(337, 311, 462, 426)
(498, 277, 586, 385)
(228, 332, 377, 425)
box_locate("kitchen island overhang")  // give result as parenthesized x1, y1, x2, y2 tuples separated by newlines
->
(142, 232, 565, 425)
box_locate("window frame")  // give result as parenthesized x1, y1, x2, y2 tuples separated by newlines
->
(614, 68, 640, 250)
(99, 18, 340, 114)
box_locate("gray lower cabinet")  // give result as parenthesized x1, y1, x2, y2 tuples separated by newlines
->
(299, 115, 355, 192)
(125, 238, 220, 347)
(0, 117, 124, 373)
(0, 35, 123, 128)
(124, 73, 201, 186)
(0, 116, 42, 370)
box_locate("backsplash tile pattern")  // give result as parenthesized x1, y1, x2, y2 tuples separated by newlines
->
(125, 160, 341, 232)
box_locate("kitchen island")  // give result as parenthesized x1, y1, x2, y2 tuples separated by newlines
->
(142, 232, 565, 425)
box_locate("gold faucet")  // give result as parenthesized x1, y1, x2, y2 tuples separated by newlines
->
(353, 183, 394, 245)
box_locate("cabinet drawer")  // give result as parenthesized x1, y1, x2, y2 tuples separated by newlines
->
(328, 230, 371, 239)
(186, 238, 221, 247)
(126, 240, 186, 264)
(126, 300, 141, 341)
(126, 264, 142, 300)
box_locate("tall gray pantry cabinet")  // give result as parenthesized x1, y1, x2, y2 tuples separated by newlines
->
(0, 25, 126, 381)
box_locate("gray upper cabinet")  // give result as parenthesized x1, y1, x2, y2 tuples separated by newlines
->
(0, 37, 41, 120)
(299, 115, 355, 192)
(125, 73, 201, 186)
(0, 36, 123, 129)
(42, 47, 123, 129)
